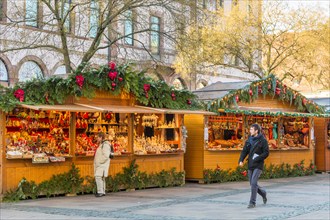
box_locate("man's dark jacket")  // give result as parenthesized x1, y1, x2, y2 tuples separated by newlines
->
(239, 133, 269, 170)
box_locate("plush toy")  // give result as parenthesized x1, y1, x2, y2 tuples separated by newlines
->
(273, 123, 278, 140)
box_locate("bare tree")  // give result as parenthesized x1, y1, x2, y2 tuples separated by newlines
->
(174, 0, 329, 89)
(0, 0, 191, 74)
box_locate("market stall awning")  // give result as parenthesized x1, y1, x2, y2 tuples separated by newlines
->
(135, 106, 216, 115)
(74, 103, 165, 114)
(19, 104, 99, 112)
(224, 108, 315, 117)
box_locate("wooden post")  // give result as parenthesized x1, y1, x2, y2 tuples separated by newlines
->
(0, 110, 4, 195)
(128, 113, 134, 157)
(70, 112, 76, 162)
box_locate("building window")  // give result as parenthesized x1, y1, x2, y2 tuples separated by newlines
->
(202, 0, 207, 9)
(0, 0, 5, 21)
(18, 61, 43, 82)
(0, 59, 8, 81)
(25, 0, 38, 27)
(173, 78, 185, 90)
(124, 10, 134, 45)
(197, 81, 207, 90)
(219, 0, 224, 8)
(89, 0, 99, 38)
(150, 16, 160, 55)
(62, 0, 72, 32)
(54, 65, 66, 75)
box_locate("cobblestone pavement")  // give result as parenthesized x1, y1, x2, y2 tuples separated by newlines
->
(1, 174, 329, 220)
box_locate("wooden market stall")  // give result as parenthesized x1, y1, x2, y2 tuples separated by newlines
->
(311, 97, 330, 172)
(0, 62, 209, 194)
(185, 75, 324, 181)
(0, 91, 202, 193)
(314, 117, 330, 172)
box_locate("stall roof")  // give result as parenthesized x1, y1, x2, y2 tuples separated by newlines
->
(224, 108, 315, 117)
(74, 103, 165, 114)
(137, 106, 216, 115)
(309, 97, 330, 113)
(20, 104, 99, 112)
(193, 81, 250, 101)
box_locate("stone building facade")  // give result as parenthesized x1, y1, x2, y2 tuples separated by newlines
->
(0, 0, 260, 90)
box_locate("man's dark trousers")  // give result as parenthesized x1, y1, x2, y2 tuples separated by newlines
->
(248, 168, 266, 205)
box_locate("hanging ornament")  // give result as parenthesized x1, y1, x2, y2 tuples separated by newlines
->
(275, 87, 281, 95)
(14, 88, 25, 102)
(108, 71, 118, 81)
(258, 86, 262, 94)
(171, 92, 176, 100)
(108, 61, 116, 70)
(143, 84, 151, 98)
(118, 77, 123, 82)
(187, 99, 192, 105)
(111, 82, 116, 88)
(268, 84, 271, 89)
(249, 88, 253, 96)
(45, 93, 49, 103)
(235, 95, 239, 102)
(75, 74, 85, 89)
(303, 98, 307, 105)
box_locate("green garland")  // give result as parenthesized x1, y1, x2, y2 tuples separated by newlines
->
(206, 74, 325, 115)
(203, 160, 316, 184)
(2, 160, 185, 202)
(0, 62, 201, 112)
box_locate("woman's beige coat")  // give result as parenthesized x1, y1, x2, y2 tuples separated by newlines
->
(94, 140, 111, 177)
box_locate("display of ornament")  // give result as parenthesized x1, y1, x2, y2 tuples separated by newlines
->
(142, 114, 158, 127)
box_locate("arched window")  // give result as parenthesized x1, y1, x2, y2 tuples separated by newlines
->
(173, 78, 184, 90)
(54, 65, 66, 75)
(0, 59, 9, 81)
(18, 61, 43, 82)
(145, 72, 162, 81)
(197, 81, 207, 89)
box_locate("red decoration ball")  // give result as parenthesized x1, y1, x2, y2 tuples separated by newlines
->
(235, 95, 239, 102)
(111, 82, 116, 87)
(187, 100, 192, 105)
(249, 89, 253, 96)
(118, 77, 123, 82)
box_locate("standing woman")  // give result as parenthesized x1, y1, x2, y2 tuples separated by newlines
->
(94, 132, 111, 197)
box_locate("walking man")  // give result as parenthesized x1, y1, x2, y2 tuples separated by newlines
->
(239, 124, 269, 208)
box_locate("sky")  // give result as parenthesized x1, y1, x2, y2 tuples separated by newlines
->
(279, 0, 330, 16)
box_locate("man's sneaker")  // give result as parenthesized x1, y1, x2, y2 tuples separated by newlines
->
(263, 193, 267, 205)
(247, 204, 256, 209)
